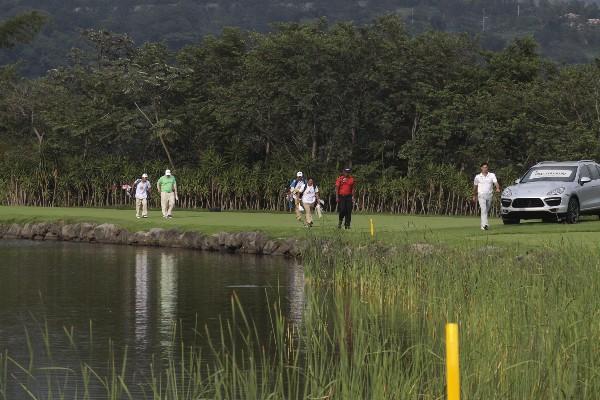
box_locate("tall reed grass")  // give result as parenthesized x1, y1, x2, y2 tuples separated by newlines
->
(0, 156, 517, 216)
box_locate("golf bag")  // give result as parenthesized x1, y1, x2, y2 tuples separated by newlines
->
(128, 179, 141, 198)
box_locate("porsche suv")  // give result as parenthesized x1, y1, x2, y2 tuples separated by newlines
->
(500, 160, 600, 224)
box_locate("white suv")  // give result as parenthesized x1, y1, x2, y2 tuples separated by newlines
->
(500, 160, 600, 224)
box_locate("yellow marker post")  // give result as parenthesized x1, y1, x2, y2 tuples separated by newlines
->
(445, 323, 460, 400)
(369, 218, 374, 238)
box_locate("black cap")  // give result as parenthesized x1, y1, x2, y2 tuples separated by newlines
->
(343, 167, 352, 172)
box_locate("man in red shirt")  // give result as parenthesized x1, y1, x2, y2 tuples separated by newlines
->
(335, 167, 355, 229)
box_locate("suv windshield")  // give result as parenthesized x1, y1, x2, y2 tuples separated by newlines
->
(521, 166, 578, 183)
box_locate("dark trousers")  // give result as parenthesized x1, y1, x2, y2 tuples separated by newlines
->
(338, 195, 353, 227)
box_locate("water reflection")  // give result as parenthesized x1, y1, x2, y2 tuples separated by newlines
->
(0, 240, 304, 398)
(135, 249, 150, 351)
(158, 252, 178, 354)
(133, 250, 181, 357)
(288, 264, 305, 324)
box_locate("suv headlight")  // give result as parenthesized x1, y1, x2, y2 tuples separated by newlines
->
(502, 188, 512, 197)
(547, 187, 566, 196)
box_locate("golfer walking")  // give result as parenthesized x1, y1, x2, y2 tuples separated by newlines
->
(301, 178, 319, 227)
(134, 173, 151, 219)
(291, 171, 306, 221)
(157, 169, 178, 219)
(473, 162, 500, 230)
(336, 167, 355, 229)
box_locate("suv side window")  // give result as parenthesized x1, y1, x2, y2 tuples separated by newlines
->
(595, 165, 600, 180)
(580, 165, 592, 179)
(589, 165, 600, 180)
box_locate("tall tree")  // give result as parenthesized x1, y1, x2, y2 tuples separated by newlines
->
(0, 11, 46, 49)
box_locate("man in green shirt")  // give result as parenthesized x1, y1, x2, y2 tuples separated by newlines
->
(157, 169, 178, 218)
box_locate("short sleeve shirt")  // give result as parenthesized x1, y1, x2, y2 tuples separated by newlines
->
(158, 175, 176, 193)
(293, 180, 306, 194)
(302, 185, 319, 204)
(135, 180, 151, 199)
(474, 173, 497, 194)
(336, 176, 355, 196)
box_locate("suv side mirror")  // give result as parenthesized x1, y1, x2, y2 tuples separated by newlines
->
(514, 178, 520, 184)
(580, 177, 592, 185)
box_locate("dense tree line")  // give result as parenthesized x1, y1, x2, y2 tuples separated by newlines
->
(3, 0, 600, 76)
(1, 14, 600, 214)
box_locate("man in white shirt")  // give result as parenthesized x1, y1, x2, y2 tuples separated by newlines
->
(473, 162, 500, 230)
(135, 173, 152, 219)
(301, 178, 319, 227)
(291, 171, 306, 221)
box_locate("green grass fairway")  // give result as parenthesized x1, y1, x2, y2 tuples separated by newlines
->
(2, 206, 600, 247)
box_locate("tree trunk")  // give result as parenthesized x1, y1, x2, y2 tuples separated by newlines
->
(311, 121, 317, 160)
(158, 131, 175, 171)
(134, 101, 175, 170)
(349, 126, 356, 167)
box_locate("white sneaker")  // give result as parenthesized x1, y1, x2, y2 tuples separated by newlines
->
(481, 226, 486, 230)
(136, 216, 141, 219)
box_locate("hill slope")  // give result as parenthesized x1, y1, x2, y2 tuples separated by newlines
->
(2, 0, 600, 75)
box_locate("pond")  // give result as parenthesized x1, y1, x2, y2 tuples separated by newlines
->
(0, 240, 303, 398)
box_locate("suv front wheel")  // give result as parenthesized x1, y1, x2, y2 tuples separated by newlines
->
(565, 197, 580, 224)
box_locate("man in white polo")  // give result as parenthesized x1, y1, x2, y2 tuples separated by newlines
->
(473, 162, 500, 230)
(135, 173, 151, 219)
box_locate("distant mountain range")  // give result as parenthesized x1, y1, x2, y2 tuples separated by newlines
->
(3, 0, 600, 75)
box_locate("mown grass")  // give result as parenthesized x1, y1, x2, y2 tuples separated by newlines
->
(2, 239, 600, 399)
(3, 205, 600, 247)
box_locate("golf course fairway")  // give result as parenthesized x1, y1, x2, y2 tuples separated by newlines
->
(1, 206, 599, 248)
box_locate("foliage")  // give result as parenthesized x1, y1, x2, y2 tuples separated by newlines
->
(5, 1, 600, 74)
(0, 16, 598, 214)
(0, 11, 46, 49)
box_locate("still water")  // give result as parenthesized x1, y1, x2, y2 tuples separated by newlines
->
(0, 240, 303, 398)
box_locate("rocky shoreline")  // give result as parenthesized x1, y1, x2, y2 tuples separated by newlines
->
(0, 222, 306, 257)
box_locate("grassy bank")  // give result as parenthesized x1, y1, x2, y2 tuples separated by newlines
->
(3, 206, 600, 247)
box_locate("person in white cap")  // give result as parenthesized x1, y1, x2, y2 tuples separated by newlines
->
(157, 169, 178, 218)
(134, 173, 151, 219)
(290, 171, 306, 221)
